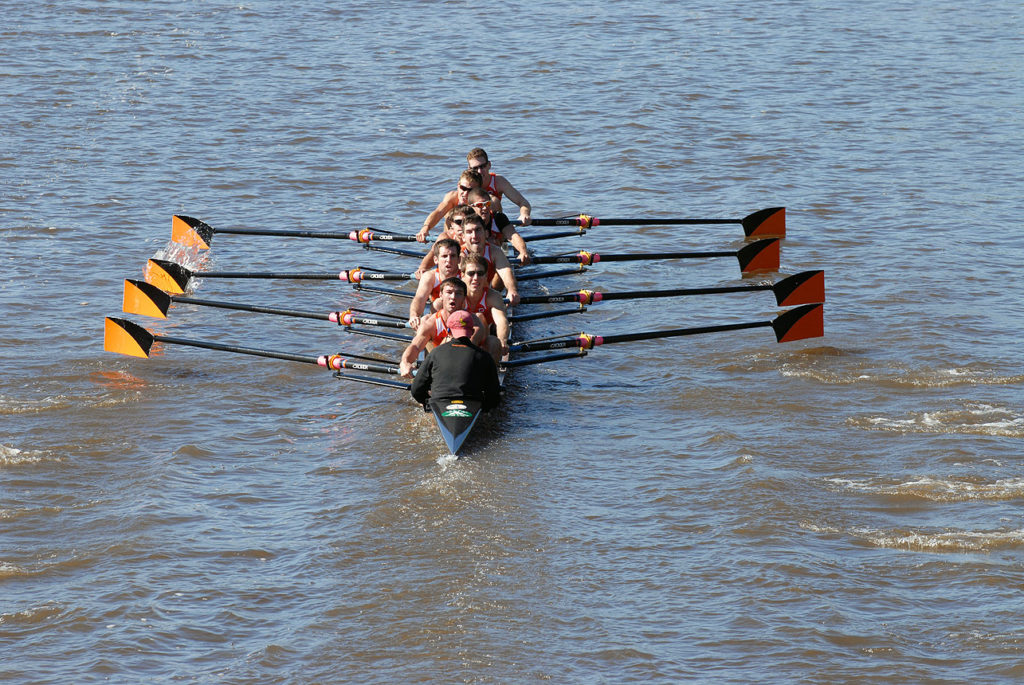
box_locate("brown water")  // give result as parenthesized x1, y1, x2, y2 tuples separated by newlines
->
(3, 1, 1023, 682)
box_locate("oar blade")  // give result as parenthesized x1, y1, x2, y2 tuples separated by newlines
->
(104, 317, 155, 358)
(772, 270, 825, 307)
(172, 215, 214, 249)
(123, 279, 171, 318)
(742, 207, 785, 239)
(772, 303, 824, 343)
(737, 239, 780, 274)
(145, 258, 191, 294)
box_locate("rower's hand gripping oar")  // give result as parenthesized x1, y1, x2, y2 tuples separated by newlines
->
(103, 317, 410, 382)
(524, 238, 781, 275)
(512, 207, 785, 239)
(518, 270, 824, 308)
(509, 303, 824, 353)
(144, 258, 414, 295)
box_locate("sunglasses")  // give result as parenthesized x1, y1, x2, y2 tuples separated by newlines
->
(458, 184, 475, 192)
(464, 270, 487, 277)
(469, 201, 490, 209)
(449, 218, 464, 226)
(468, 161, 489, 171)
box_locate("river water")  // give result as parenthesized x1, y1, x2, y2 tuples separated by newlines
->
(3, 1, 1023, 682)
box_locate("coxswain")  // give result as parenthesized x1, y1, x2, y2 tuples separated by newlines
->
(415, 169, 487, 242)
(461, 214, 521, 306)
(409, 309, 502, 412)
(465, 187, 531, 265)
(399, 277, 487, 378)
(408, 238, 462, 329)
(460, 252, 511, 363)
(465, 148, 532, 226)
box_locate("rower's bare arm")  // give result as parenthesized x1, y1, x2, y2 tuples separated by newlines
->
(417, 192, 457, 242)
(408, 274, 434, 328)
(415, 248, 436, 279)
(399, 325, 431, 377)
(493, 252, 520, 306)
(504, 227, 531, 265)
(496, 175, 531, 225)
(488, 293, 510, 355)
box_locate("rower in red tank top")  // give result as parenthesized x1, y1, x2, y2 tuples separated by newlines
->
(466, 147, 532, 227)
(401, 276, 485, 378)
(407, 238, 463, 330)
(460, 252, 511, 363)
(465, 187, 531, 266)
(459, 214, 520, 306)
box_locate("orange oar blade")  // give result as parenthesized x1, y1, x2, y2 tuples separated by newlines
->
(742, 207, 785, 239)
(172, 215, 214, 249)
(144, 258, 191, 294)
(123, 279, 171, 318)
(104, 317, 155, 358)
(773, 270, 825, 307)
(737, 238, 780, 274)
(772, 303, 824, 343)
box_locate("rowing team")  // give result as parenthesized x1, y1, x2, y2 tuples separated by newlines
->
(397, 151, 534, 387)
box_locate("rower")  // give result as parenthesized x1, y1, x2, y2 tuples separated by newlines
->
(415, 169, 487, 242)
(465, 187, 531, 265)
(408, 238, 462, 329)
(466, 148, 532, 226)
(399, 277, 487, 378)
(461, 252, 511, 363)
(460, 214, 521, 306)
(409, 309, 502, 413)
(412, 205, 474, 279)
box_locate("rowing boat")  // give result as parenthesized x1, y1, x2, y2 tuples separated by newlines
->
(104, 207, 824, 456)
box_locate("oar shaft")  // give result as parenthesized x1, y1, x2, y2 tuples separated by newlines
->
(152, 334, 322, 365)
(597, 320, 771, 345)
(169, 295, 332, 321)
(213, 227, 355, 239)
(594, 284, 772, 301)
(194, 271, 343, 280)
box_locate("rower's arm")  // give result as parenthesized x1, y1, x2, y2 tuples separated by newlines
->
(496, 213, 531, 264)
(416, 192, 456, 242)
(493, 251, 520, 306)
(496, 175, 531, 225)
(407, 273, 434, 328)
(488, 295, 510, 356)
(399, 324, 431, 377)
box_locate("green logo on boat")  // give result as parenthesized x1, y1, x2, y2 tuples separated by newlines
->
(442, 404, 473, 418)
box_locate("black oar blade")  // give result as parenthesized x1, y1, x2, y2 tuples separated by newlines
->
(104, 317, 155, 358)
(737, 239, 780, 274)
(172, 215, 215, 249)
(772, 303, 824, 343)
(123, 279, 171, 318)
(773, 270, 825, 307)
(741, 207, 785, 239)
(429, 398, 484, 455)
(145, 258, 192, 294)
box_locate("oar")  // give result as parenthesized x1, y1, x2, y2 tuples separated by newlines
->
(103, 316, 409, 379)
(509, 303, 823, 353)
(171, 215, 413, 250)
(512, 207, 785, 238)
(518, 270, 823, 308)
(524, 238, 780, 274)
(144, 259, 413, 294)
(122, 278, 410, 330)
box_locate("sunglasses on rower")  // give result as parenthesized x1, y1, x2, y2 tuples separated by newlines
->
(468, 161, 489, 172)
(470, 201, 490, 209)
(464, 269, 487, 278)
(458, 184, 475, 192)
